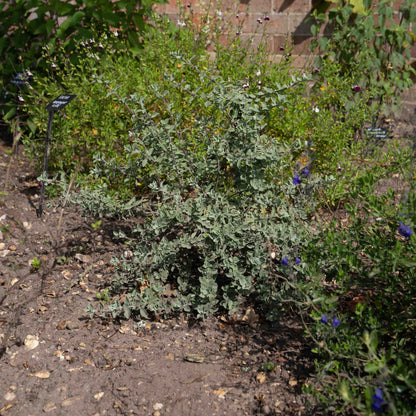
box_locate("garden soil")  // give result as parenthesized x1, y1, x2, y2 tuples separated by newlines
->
(0, 116, 415, 416)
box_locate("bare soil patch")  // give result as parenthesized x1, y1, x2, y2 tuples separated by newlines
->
(1, 118, 414, 416)
(0, 138, 321, 416)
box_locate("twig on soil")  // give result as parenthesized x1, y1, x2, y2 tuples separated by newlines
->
(2, 130, 22, 203)
(57, 160, 82, 233)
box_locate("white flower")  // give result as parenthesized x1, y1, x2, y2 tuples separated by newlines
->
(312, 106, 320, 113)
(256, 70, 261, 77)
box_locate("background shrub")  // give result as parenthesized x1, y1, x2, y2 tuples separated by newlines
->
(310, 0, 416, 115)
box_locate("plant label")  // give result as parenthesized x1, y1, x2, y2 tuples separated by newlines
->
(10, 72, 29, 86)
(45, 94, 77, 111)
(366, 127, 389, 140)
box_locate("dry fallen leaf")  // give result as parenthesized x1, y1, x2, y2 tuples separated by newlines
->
(184, 354, 205, 363)
(24, 335, 39, 350)
(3, 392, 16, 401)
(94, 392, 104, 401)
(288, 378, 298, 387)
(38, 304, 49, 314)
(61, 270, 72, 280)
(0, 402, 17, 414)
(213, 388, 227, 399)
(242, 307, 259, 325)
(30, 371, 50, 379)
(43, 402, 57, 413)
(256, 372, 267, 384)
(57, 321, 67, 330)
(61, 396, 82, 407)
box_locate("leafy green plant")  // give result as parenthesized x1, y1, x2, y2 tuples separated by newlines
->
(91, 220, 102, 231)
(261, 361, 278, 372)
(304, 160, 416, 415)
(96, 288, 110, 303)
(0, 0, 167, 131)
(79, 72, 328, 320)
(0, 0, 165, 79)
(30, 257, 41, 270)
(310, 0, 416, 115)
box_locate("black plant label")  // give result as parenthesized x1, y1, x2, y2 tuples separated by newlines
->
(45, 94, 77, 111)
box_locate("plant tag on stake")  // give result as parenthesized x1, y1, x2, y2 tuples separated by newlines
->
(10, 72, 29, 87)
(365, 126, 390, 142)
(45, 94, 76, 111)
(37, 94, 77, 218)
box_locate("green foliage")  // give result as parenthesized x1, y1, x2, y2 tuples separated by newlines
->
(7, 2, 416, 413)
(91, 220, 102, 231)
(21, 33, 137, 175)
(96, 288, 111, 303)
(269, 59, 374, 176)
(310, 0, 416, 115)
(21, 13, 299, 194)
(83, 74, 324, 320)
(30, 257, 41, 270)
(0, 0, 165, 81)
(304, 160, 416, 415)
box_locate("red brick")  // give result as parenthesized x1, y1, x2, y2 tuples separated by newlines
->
(291, 34, 314, 54)
(237, 13, 289, 34)
(410, 40, 416, 59)
(288, 13, 314, 35)
(273, 0, 311, 14)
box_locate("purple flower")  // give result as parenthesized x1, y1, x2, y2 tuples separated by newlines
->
(281, 257, 289, 266)
(97, 43, 103, 50)
(352, 85, 361, 92)
(301, 167, 310, 177)
(371, 388, 385, 413)
(51, 63, 56, 70)
(398, 221, 412, 238)
(257, 18, 263, 24)
(264, 15, 270, 21)
(17, 96, 25, 103)
(295, 257, 301, 264)
(314, 67, 320, 73)
(320, 315, 340, 328)
(293, 173, 302, 185)
(279, 46, 284, 51)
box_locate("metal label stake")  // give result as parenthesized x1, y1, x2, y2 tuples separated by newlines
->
(37, 94, 76, 218)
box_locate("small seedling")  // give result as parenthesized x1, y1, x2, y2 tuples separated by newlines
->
(96, 288, 110, 303)
(31, 257, 41, 270)
(261, 361, 278, 372)
(91, 220, 102, 231)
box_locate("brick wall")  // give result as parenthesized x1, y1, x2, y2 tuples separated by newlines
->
(155, 0, 416, 59)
